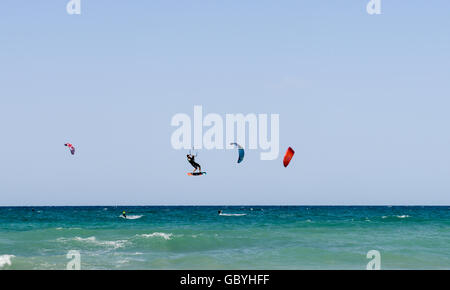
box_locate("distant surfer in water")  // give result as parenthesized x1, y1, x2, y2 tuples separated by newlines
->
(187, 153, 201, 173)
(122, 211, 127, 218)
(218, 210, 222, 215)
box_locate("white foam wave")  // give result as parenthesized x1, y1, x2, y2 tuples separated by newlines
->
(137, 232, 173, 240)
(397, 215, 410, 218)
(382, 215, 410, 219)
(0, 255, 15, 268)
(55, 227, 82, 230)
(219, 213, 246, 216)
(119, 215, 143, 220)
(58, 236, 127, 249)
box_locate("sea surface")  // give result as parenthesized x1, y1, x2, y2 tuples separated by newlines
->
(0, 206, 448, 270)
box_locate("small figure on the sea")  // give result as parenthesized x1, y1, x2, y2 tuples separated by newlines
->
(218, 210, 222, 215)
(122, 211, 127, 218)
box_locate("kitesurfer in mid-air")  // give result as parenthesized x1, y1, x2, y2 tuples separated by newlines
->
(187, 153, 201, 173)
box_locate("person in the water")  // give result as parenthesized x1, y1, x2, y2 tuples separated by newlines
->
(187, 153, 201, 173)
(122, 211, 127, 218)
(218, 210, 222, 215)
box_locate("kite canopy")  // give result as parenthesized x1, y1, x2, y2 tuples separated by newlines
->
(64, 143, 75, 155)
(283, 147, 295, 167)
(230, 143, 245, 163)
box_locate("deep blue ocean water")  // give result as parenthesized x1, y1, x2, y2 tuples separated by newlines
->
(0, 206, 448, 269)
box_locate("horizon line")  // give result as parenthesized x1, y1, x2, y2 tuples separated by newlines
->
(0, 204, 448, 207)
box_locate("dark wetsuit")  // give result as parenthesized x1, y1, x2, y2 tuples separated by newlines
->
(187, 155, 201, 170)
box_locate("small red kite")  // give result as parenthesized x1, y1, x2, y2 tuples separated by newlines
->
(283, 147, 295, 167)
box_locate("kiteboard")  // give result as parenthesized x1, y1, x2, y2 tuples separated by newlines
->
(187, 172, 207, 176)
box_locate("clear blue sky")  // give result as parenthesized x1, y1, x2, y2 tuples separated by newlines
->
(0, 1, 449, 205)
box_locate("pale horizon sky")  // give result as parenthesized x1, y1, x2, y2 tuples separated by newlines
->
(0, 1, 449, 206)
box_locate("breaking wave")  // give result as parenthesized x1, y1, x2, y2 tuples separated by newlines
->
(382, 215, 411, 219)
(119, 215, 143, 220)
(219, 213, 246, 216)
(0, 255, 15, 268)
(136, 232, 173, 240)
(57, 236, 128, 249)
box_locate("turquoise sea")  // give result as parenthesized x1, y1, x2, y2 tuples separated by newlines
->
(0, 206, 448, 270)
